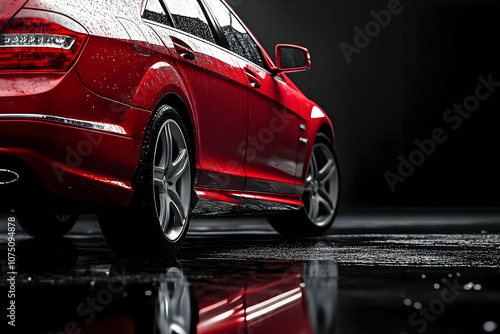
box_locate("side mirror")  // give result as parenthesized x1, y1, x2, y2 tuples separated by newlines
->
(275, 44, 311, 73)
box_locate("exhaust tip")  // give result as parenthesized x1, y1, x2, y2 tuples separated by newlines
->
(0, 169, 20, 185)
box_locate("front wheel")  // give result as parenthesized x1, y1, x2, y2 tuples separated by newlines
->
(268, 133, 339, 237)
(98, 105, 194, 257)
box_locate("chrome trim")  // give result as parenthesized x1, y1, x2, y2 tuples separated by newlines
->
(299, 124, 306, 131)
(0, 169, 19, 185)
(0, 113, 126, 135)
(299, 137, 308, 144)
(0, 34, 75, 50)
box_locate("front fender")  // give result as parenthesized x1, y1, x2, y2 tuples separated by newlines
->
(299, 104, 336, 185)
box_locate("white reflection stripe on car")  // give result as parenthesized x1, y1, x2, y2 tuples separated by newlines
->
(246, 287, 302, 320)
(0, 113, 126, 135)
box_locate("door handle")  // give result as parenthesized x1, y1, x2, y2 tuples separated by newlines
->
(174, 42, 196, 61)
(179, 51, 196, 61)
(245, 68, 262, 89)
(171, 37, 196, 61)
(250, 82, 261, 89)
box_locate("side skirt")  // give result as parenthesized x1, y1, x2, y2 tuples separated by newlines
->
(193, 187, 303, 217)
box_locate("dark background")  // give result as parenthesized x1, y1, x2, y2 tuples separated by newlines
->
(233, 0, 500, 208)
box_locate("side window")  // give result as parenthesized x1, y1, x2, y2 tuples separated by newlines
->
(204, 0, 264, 68)
(142, 0, 172, 26)
(164, 0, 216, 43)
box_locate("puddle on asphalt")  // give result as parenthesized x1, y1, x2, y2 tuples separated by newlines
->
(4, 256, 500, 334)
(2, 218, 500, 333)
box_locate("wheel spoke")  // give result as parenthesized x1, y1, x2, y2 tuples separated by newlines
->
(160, 123, 173, 170)
(168, 149, 189, 182)
(308, 194, 319, 221)
(304, 165, 314, 192)
(319, 160, 335, 183)
(310, 152, 319, 177)
(307, 192, 315, 216)
(318, 190, 334, 214)
(154, 166, 166, 189)
(168, 189, 186, 226)
(158, 193, 170, 229)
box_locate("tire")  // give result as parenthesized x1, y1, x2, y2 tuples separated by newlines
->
(17, 211, 78, 238)
(98, 105, 195, 257)
(267, 133, 339, 237)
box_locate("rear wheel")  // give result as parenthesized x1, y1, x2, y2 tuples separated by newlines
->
(17, 211, 78, 238)
(98, 105, 194, 257)
(268, 133, 339, 237)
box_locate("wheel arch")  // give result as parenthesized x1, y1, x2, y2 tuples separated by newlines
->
(298, 108, 336, 185)
(318, 123, 336, 149)
(153, 93, 200, 171)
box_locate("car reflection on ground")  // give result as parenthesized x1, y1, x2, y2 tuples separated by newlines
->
(4, 213, 500, 334)
(12, 255, 337, 334)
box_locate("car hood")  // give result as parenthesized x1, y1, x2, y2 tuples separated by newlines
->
(0, 0, 28, 33)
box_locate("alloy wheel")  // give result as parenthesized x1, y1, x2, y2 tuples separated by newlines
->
(303, 143, 339, 227)
(153, 119, 191, 242)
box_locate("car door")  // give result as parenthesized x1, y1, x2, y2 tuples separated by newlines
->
(203, 0, 302, 195)
(143, 0, 249, 190)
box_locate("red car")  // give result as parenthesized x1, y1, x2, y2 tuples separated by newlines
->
(0, 0, 339, 255)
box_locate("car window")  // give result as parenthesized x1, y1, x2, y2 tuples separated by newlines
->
(204, 0, 264, 68)
(164, 0, 216, 43)
(142, 0, 172, 26)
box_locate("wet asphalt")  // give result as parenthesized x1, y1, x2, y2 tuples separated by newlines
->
(1, 209, 500, 334)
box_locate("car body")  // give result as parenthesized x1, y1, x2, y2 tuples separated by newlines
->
(0, 0, 339, 255)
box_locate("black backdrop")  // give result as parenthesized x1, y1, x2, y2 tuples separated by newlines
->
(233, 0, 500, 208)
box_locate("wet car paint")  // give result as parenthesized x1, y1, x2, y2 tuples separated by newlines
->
(0, 0, 334, 213)
(0, 1, 28, 33)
